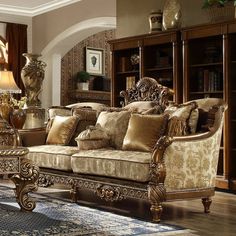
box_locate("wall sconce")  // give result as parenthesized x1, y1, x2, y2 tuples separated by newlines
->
(0, 71, 21, 123)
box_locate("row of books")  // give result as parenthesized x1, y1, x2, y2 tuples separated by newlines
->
(197, 69, 223, 92)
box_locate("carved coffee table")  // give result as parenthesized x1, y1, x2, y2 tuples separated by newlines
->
(0, 146, 39, 211)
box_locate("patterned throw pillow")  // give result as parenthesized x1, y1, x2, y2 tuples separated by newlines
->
(165, 101, 197, 136)
(75, 124, 109, 150)
(46, 115, 79, 145)
(122, 113, 169, 152)
(96, 110, 131, 149)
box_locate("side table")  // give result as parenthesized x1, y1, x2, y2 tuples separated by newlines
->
(18, 127, 47, 147)
(0, 146, 39, 211)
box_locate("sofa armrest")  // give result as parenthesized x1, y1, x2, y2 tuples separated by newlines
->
(19, 127, 47, 147)
(151, 104, 225, 191)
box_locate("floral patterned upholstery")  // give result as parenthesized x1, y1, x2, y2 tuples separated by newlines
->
(164, 120, 222, 190)
(27, 145, 79, 171)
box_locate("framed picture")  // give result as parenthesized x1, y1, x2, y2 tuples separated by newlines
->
(85, 47, 104, 76)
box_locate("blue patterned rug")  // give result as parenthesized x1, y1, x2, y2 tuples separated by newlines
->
(0, 184, 196, 236)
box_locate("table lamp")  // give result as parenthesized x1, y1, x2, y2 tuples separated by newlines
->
(0, 71, 21, 123)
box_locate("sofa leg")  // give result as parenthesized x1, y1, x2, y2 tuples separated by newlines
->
(148, 183, 166, 223)
(150, 203, 163, 223)
(202, 197, 212, 213)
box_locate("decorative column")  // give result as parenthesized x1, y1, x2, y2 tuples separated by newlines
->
(21, 53, 47, 129)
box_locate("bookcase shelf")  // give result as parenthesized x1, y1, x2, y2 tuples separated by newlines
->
(190, 62, 223, 68)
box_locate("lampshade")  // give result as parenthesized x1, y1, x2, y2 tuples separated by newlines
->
(0, 71, 21, 94)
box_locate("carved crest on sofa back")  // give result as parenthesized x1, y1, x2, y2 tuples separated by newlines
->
(120, 77, 174, 109)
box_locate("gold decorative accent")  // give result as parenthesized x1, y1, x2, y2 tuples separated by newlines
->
(96, 184, 124, 202)
(21, 53, 47, 107)
(11, 158, 39, 211)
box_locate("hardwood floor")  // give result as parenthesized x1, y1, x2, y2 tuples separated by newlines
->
(1, 180, 236, 236)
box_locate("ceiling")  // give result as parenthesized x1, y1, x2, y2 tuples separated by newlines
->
(0, 0, 82, 16)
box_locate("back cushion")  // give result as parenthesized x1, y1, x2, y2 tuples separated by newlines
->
(96, 110, 131, 149)
(70, 108, 98, 146)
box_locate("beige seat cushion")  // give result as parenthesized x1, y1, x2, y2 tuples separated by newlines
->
(71, 149, 151, 182)
(27, 145, 79, 171)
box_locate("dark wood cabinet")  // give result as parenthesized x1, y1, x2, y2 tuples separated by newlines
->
(109, 30, 182, 107)
(182, 20, 236, 190)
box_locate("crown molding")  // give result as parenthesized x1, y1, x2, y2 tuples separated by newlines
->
(0, 0, 82, 17)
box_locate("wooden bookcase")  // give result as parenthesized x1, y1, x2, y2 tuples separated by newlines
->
(109, 30, 182, 107)
(182, 20, 236, 190)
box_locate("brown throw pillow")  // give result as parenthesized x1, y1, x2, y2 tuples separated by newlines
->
(46, 115, 79, 145)
(165, 101, 197, 136)
(122, 113, 169, 152)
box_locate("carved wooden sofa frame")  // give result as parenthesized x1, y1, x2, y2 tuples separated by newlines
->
(23, 77, 226, 222)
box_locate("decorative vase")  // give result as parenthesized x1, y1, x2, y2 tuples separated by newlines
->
(149, 10, 163, 33)
(9, 107, 26, 129)
(162, 0, 182, 31)
(130, 54, 140, 71)
(21, 53, 47, 107)
(77, 82, 89, 90)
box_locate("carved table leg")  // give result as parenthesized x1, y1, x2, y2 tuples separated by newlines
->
(11, 158, 39, 212)
(202, 197, 212, 213)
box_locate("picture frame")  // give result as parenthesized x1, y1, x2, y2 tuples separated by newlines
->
(85, 47, 104, 76)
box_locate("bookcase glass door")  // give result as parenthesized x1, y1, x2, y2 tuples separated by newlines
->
(143, 43, 174, 90)
(113, 47, 140, 106)
(188, 36, 223, 101)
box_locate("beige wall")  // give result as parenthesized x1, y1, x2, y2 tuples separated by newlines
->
(116, 0, 209, 38)
(32, 0, 116, 53)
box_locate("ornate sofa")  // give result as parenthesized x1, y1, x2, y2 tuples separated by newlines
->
(18, 77, 226, 222)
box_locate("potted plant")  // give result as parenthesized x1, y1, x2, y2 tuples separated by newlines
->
(76, 71, 90, 90)
(202, 0, 236, 22)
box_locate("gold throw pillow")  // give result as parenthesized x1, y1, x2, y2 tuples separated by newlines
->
(46, 115, 79, 145)
(122, 113, 169, 152)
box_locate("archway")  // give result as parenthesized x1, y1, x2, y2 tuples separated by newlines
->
(40, 17, 116, 109)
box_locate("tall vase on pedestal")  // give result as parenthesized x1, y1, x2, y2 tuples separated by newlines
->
(21, 53, 47, 129)
(21, 53, 46, 107)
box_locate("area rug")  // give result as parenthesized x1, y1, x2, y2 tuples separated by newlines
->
(0, 184, 197, 236)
